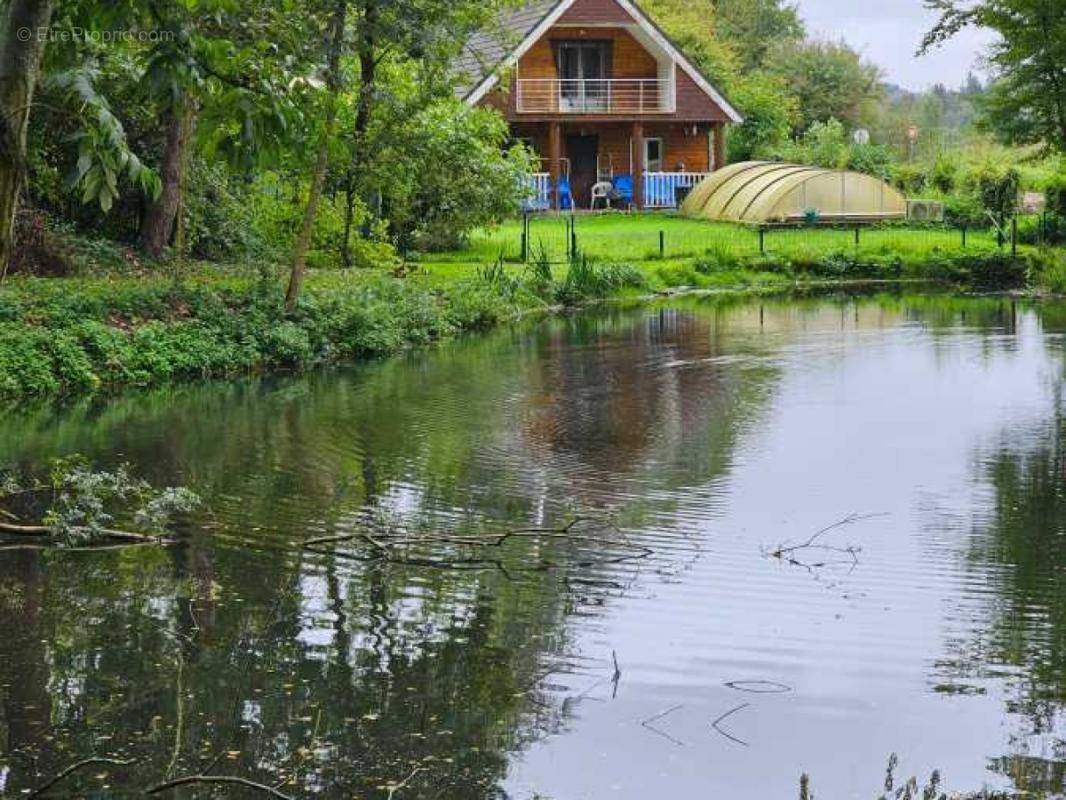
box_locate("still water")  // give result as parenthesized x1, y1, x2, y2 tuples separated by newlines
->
(2, 293, 1066, 798)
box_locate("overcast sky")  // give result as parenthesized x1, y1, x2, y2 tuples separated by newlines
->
(794, 0, 997, 91)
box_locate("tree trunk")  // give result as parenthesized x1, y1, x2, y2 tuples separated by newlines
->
(140, 96, 197, 259)
(284, 0, 347, 312)
(341, 169, 355, 267)
(0, 0, 54, 281)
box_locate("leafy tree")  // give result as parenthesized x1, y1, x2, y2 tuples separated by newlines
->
(726, 72, 797, 161)
(641, 0, 797, 159)
(714, 0, 804, 71)
(921, 0, 1066, 151)
(766, 38, 882, 133)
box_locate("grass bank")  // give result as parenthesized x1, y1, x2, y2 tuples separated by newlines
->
(2, 213, 1059, 401)
(416, 212, 1042, 292)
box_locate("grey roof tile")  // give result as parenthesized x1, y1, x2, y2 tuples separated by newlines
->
(454, 1, 560, 99)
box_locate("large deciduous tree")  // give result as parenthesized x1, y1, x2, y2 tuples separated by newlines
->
(0, 0, 54, 279)
(921, 0, 1066, 151)
(714, 0, 804, 71)
(765, 38, 882, 133)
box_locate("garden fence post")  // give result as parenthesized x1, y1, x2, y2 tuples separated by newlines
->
(521, 212, 529, 262)
(571, 215, 577, 258)
(961, 224, 967, 248)
(659, 230, 665, 258)
(854, 226, 860, 248)
(1011, 216, 1018, 257)
(759, 226, 765, 255)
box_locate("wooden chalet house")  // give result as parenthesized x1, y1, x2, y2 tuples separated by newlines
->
(455, 0, 742, 211)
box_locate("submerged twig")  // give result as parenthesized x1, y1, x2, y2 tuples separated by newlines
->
(147, 775, 295, 798)
(711, 702, 751, 747)
(28, 757, 134, 798)
(766, 512, 888, 573)
(724, 679, 791, 694)
(770, 512, 886, 558)
(385, 766, 426, 799)
(641, 703, 685, 746)
(302, 515, 651, 574)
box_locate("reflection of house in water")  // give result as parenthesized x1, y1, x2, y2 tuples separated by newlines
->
(518, 307, 777, 505)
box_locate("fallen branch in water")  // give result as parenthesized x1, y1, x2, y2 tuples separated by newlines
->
(1, 459, 198, 549)
(302, 516, 653, 574)
(147, 774, 296, 799)
(0, 521, 167, 544)
(29, 757, 134, 798)
(0, 522, 170, 550)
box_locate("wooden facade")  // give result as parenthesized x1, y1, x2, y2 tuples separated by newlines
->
(464, 0, 739, 210)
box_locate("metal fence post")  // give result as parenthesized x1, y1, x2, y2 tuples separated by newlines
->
(1011, 216, 1018, 257)
(961, 224, 967, 248)
(759, 226, 765, 255)
(521, 211, 529, 262)
(854, 226, 860, 248)
(570, 214, 577, 258)
(659, 230, 665, 258)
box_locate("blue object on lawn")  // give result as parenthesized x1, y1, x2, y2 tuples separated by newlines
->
(613, 174, 634, 203)
(557, 177, 573, 210)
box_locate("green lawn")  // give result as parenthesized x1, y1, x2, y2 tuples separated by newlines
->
(416, 212, 1005, 274)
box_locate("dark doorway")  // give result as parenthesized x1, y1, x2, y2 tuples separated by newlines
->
(566, 134, 598, 209)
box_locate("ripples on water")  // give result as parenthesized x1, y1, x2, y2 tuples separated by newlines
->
(2, 294, 1066, 798)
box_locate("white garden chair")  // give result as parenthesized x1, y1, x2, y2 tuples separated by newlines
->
(590, 181, 614, 210)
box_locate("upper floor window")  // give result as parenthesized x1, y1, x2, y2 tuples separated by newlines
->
(556, 41, 608, 83)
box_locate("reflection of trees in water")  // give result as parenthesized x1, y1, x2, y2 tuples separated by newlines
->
(936, 387, 1066, 796)
(0, 301, 788, 797)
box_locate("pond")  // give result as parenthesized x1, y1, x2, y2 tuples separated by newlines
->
(2, 292, 1066, 798)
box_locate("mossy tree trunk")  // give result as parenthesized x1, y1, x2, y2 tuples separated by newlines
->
(0, 0, 54, 280)
(140, 94, 197, 259)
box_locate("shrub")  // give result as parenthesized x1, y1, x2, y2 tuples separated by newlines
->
(892, 163, 927, 195)
(1045, 173, 1066, 218)
(972, 160, 1021, 221)
(555, 255, 645, 304)
(931, 154, 959, 194)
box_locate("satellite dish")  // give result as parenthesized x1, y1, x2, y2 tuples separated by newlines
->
(853, 128, 870, 145)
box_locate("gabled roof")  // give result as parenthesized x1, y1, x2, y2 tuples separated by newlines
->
(455, 0, 743, 123)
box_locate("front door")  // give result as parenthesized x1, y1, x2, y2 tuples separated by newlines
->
(566, 135, 598, 209)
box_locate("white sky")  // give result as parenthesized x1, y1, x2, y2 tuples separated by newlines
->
(793, 0, 998, 91)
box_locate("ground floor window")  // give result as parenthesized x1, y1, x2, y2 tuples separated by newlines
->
(645, 137, 663, 172)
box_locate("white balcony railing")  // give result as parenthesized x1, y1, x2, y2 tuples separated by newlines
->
(516, 79, 670, 114)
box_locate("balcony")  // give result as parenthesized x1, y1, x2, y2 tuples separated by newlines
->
(516, 79, 671, 115)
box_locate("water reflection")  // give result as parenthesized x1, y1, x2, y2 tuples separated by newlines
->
(5, 294, 1066, 797)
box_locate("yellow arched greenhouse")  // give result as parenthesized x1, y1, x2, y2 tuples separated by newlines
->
(681, 161, 906, 224)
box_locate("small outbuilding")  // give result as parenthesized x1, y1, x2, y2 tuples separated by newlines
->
(680, 161, 906, 224)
